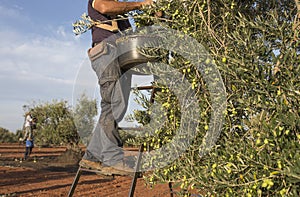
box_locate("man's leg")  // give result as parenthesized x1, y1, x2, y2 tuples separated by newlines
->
(28, 128, 33, 139)
(23, 127, 29, 140)
(83, 41, 131, 166)
(24, 147, 29, 160)
(29, 147, 32, 155)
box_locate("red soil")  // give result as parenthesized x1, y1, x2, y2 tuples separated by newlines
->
(0, 143, 176, 197)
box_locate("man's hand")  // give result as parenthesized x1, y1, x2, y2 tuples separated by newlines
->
(142, 0, 153, 6)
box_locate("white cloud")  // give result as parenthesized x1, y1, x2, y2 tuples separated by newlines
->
(0, 15, 91, 132)
(0, 4, 25, 19)
(0, 31, 89, 92)
(56, 26, 67, 38)
(0, 100, 25, 132)
(0, 4, 33, 33)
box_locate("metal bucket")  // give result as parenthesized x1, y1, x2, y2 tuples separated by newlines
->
(116, 35, 160, 70)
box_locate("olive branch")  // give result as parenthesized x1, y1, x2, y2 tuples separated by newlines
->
(72, 13, 141, 35)
(72, 13, 102, 35)
(72, 12, 172, 35)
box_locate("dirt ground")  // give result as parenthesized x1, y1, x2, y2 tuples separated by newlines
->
(0, 143, 178, 197)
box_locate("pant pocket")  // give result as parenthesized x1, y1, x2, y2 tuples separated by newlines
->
(87, 42, 108, 62)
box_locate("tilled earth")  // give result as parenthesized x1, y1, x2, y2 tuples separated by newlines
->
(0, 143, 176, 197)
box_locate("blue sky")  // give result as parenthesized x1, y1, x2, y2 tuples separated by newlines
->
(0, 0, 94, 132)
(0, 0, 152, 132)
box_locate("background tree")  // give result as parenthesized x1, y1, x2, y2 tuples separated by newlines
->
(15, 129, 24, 141)
(73, 93, 98, 145)
(0, 127, 18, 143)
(125, 0, 300, 196)
(28, 100, 80, 150)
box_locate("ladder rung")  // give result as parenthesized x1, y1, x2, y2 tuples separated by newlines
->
(118, 127, 143, 131)
(132, 85, 155, 90)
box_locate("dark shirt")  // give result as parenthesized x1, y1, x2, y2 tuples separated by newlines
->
(88, 0, 131, 46)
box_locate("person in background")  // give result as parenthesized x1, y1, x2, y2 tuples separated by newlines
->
(79, 0, 153, 176)
(23, 112, 33, 141)
(24, 137, 34, 160)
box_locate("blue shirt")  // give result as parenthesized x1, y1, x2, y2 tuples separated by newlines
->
(26, 139, 34, 147)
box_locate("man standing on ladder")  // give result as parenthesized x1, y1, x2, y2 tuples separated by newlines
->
(79, 0, 153, 176)
(23, 111, 33, 141)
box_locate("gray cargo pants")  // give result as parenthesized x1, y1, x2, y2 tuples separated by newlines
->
(83, 40, 131, 166)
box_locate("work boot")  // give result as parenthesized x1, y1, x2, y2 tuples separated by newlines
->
(100, 161, 134, 176)
(79, 159, 103, 171)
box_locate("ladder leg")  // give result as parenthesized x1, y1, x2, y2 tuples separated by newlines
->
(128, 144, 144, 197)
(68, 167, 82, 197)
(169, 182, 174, 197)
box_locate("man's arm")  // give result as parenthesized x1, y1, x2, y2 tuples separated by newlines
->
(92, 0, 152, 16)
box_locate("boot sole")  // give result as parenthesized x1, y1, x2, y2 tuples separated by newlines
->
(101, 166, 134, 176)
(79, 161, 102, 171)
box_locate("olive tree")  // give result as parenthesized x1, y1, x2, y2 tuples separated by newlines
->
(73, 93, 98, 145)
(72, 1, 299, 195)
(26, 100, 80, 149)
(128, 0, 300, 196)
